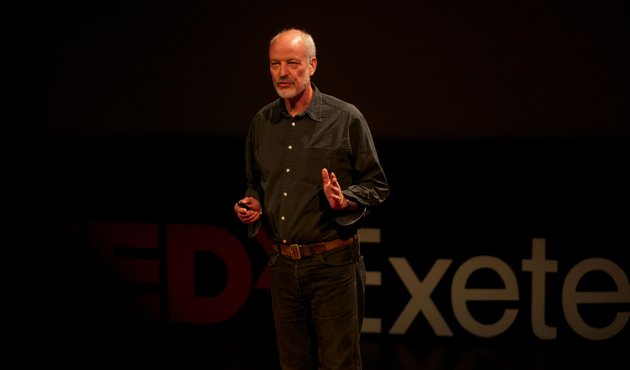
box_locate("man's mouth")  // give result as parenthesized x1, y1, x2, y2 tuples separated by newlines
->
(277, 80, 292, 88)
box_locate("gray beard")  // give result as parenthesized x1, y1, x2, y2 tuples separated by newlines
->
(275, 80, 308, 99)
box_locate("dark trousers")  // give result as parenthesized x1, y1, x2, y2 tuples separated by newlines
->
(269, 240, 365, 370)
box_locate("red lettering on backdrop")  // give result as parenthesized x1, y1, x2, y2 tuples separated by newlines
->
(167, 224, 251, 324)
(88, 222, 161, 321)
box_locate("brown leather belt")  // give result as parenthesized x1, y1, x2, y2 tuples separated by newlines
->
(273, 235, 357, 260)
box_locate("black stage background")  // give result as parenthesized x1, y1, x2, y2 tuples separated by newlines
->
(22, 136, 629, 369)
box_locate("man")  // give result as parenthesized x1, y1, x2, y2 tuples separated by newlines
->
(234, 28, 389, 370)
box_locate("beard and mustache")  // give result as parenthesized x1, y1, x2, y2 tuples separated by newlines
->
(274, 77, 309, 99)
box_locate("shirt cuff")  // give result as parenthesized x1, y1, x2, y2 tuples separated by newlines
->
(247, 220, 262, 238)
(335, 206, 366, 226)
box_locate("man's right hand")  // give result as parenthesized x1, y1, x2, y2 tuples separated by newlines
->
(234, 196, 262, 224)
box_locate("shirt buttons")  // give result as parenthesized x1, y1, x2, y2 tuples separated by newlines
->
(288, 145, 293, 150)
(286, 168, 290, 172)
(281, 216, 285, 221)
(291, 122, 296, 127)
(283, 192, 288, 197)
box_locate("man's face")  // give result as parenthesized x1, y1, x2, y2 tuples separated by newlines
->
(269, 34, 315, 99)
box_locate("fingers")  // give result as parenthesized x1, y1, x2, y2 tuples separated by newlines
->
(234, 197, 262, 224)
(321, 168, 347, 210)
(321, 168, 330, 186)
(236, 197, 260, 211)
(236, 208, 261, 224)
(328, 171, 341, 195)
(322, 168, 340, 188)
(330, 172, 339, 187)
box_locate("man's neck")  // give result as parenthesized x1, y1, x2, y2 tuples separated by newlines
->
(285, 84, 313, 117)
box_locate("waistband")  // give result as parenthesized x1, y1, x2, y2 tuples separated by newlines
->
(272, 235, 357, 260)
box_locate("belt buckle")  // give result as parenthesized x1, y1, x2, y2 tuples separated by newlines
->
(288, 244, 301, 260)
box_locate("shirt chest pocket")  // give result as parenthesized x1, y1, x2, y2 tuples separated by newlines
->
(297, 147, 333, 182)
(298, 146, 351, 184)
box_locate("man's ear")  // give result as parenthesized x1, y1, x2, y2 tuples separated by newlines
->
(309, 57, 317, 76)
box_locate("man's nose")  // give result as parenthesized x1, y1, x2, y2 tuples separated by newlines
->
(279, 63, 289, 76)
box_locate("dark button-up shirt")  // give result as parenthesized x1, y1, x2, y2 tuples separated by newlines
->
(244, 84, 389, 244)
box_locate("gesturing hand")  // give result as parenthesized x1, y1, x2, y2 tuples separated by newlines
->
(321, 168, 348, 210)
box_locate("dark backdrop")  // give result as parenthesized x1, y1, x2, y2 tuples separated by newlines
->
(20, 0, 629, 139)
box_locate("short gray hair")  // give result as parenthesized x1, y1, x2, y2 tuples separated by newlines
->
(270, 28, 317, 60)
